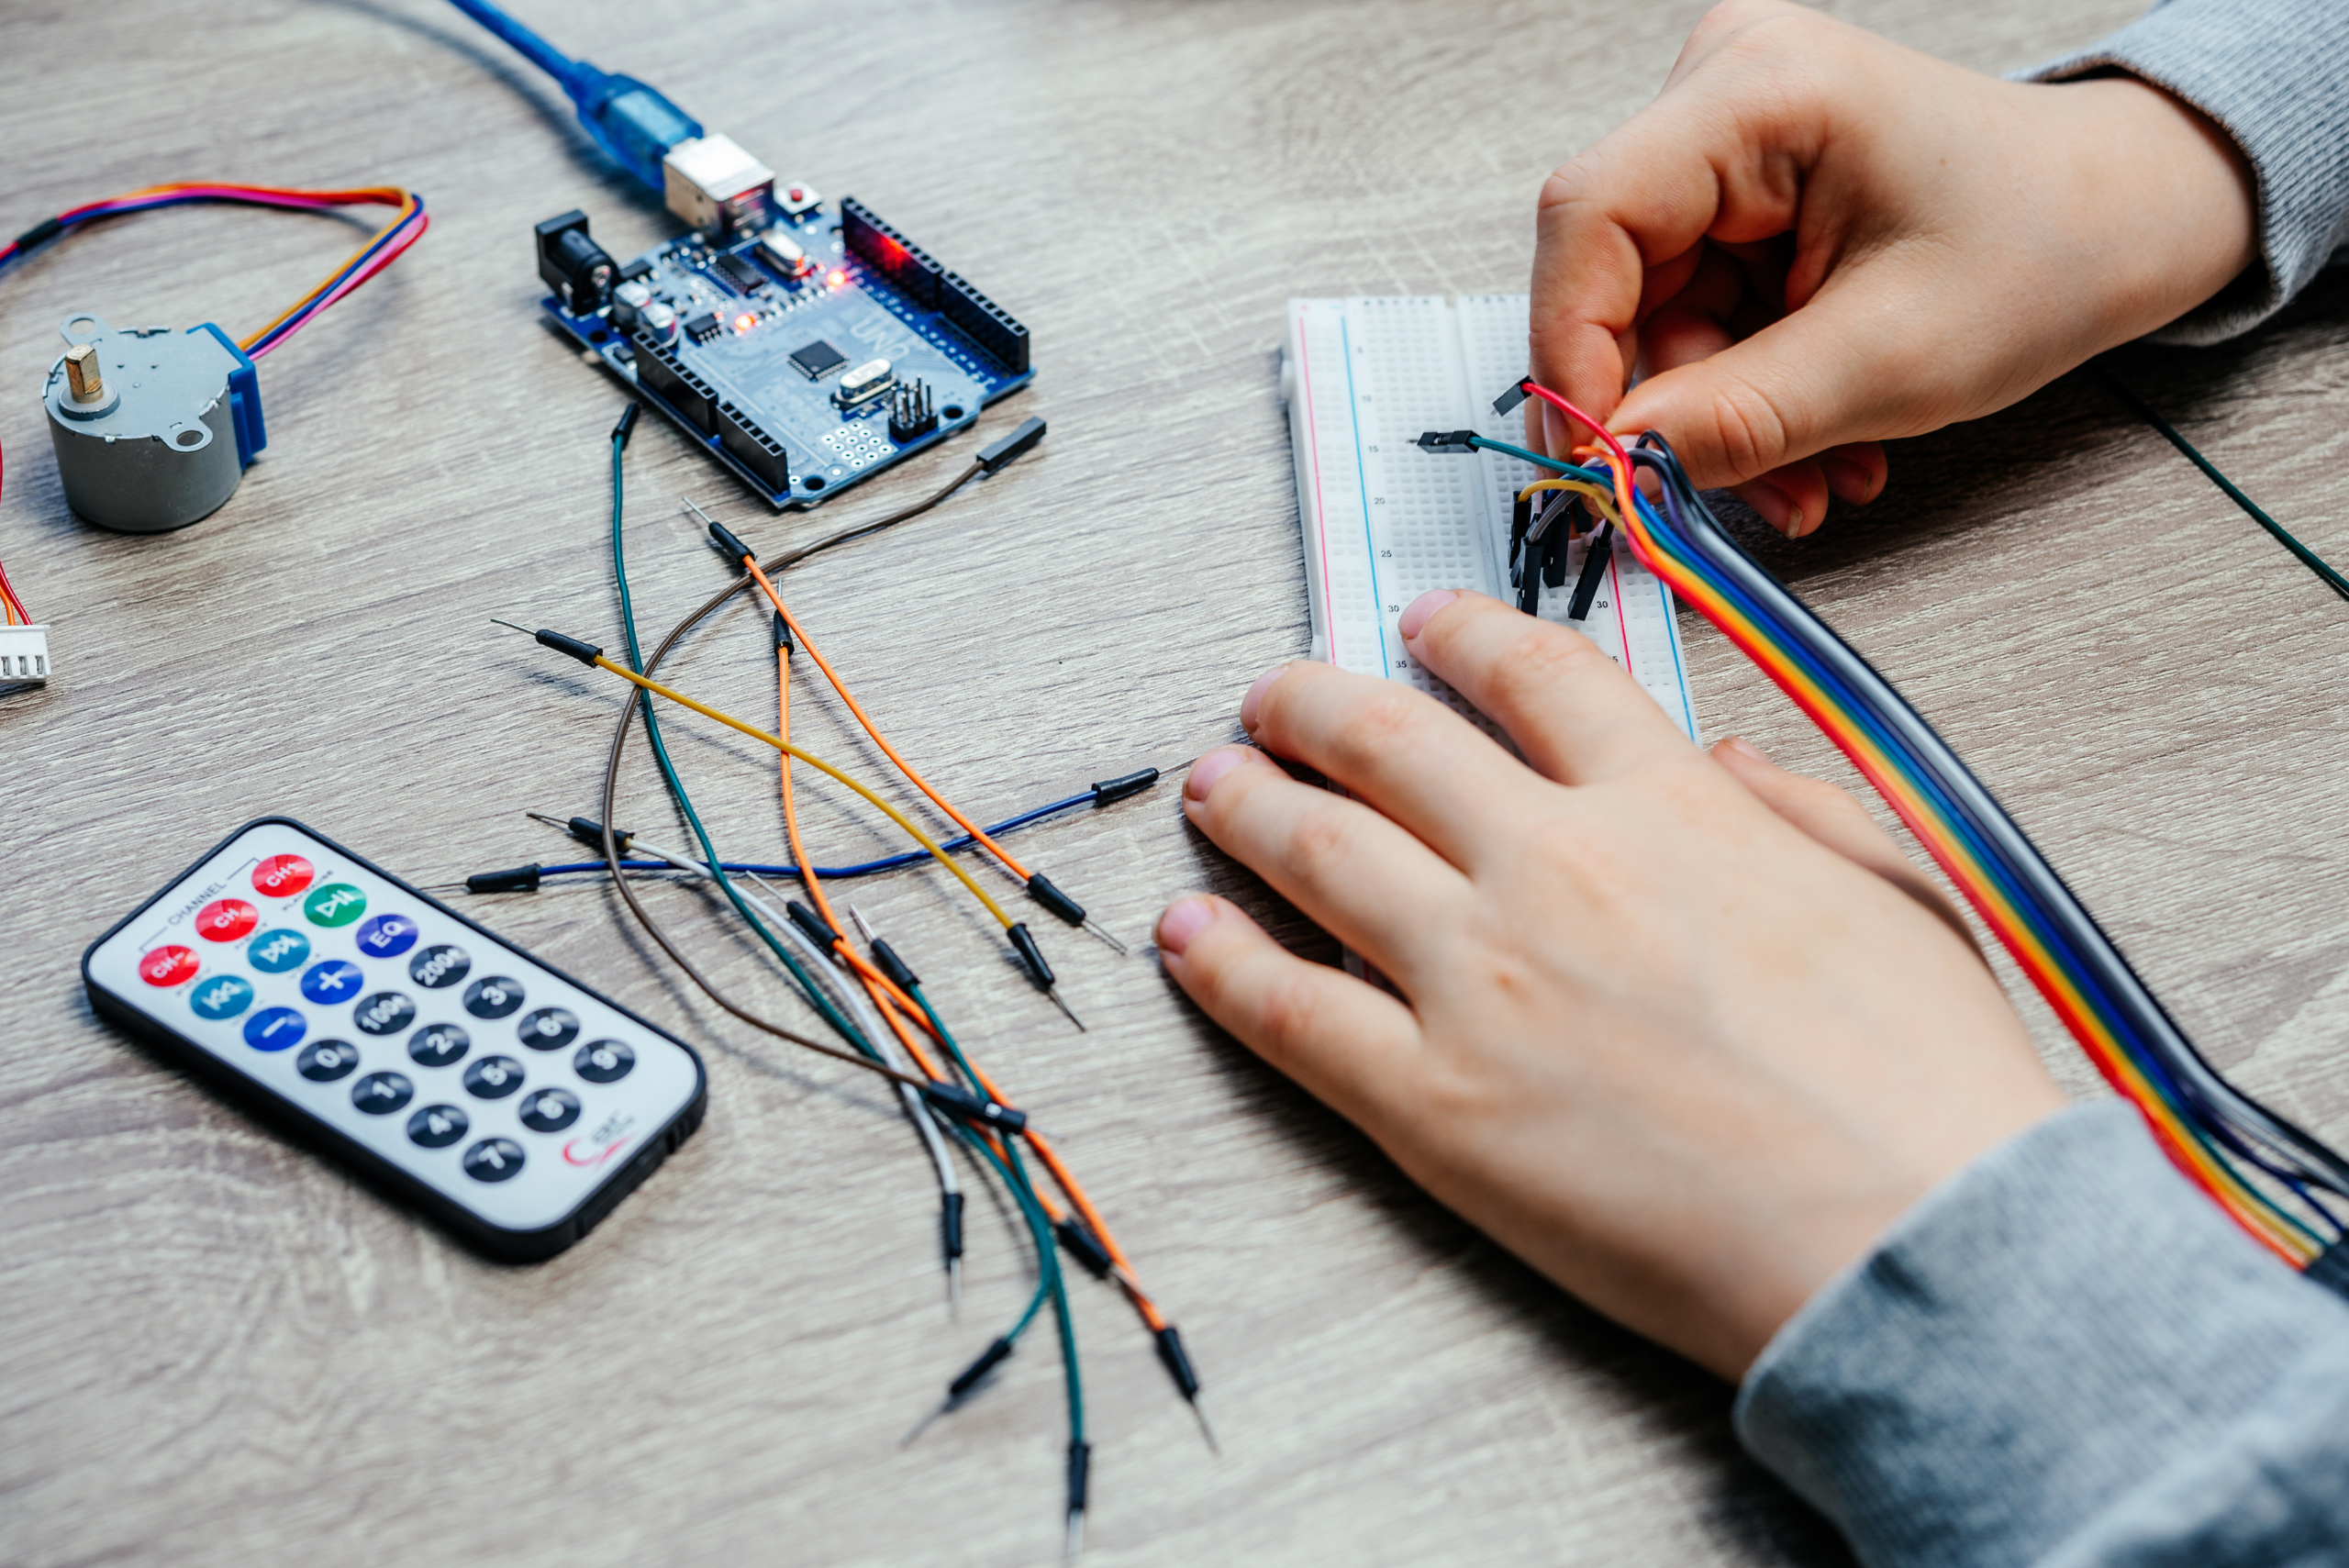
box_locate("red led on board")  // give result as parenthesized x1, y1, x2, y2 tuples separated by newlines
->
(140, 945, 200, 986)
(252, 854, 315, 898)
(195, 898, 259, 943)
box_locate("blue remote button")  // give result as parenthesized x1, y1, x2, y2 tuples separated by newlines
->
(355, 913, 419, 960)
(352, 991, 417, 1037)
(351, 1072, 414, 1115)
(247, 929, 312, 973)
(190, 975, 256, 1020)
(408, 1023, 471, 1068)
(242, 1006, 307, 1051)
(463, 1055, 525, 1099)
(299, 960, 366, 1005)
(298, 1040, 361, 1082)
(462, 1138, 526, 1183)
(407, 1104, 469, 1149)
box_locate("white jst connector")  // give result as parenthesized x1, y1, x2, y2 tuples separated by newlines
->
(0, 624, 50, 684)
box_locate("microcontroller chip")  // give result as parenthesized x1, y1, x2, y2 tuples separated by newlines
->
(713, 251, 768, 294)
(789, 339, 848, 379)
(685, 311, 722, 344)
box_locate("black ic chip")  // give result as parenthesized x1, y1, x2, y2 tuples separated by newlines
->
(685, 311, 722, 344)
(714, 252, 768, 294)
(789, 339, 848, 379)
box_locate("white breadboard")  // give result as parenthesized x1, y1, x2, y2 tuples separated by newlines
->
(1279, 295, 1698, 743)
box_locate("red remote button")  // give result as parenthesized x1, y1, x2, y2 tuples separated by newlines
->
(139, 945, 200, 986)
(195, 898, 259, 943)
(252, 854, 315, 898)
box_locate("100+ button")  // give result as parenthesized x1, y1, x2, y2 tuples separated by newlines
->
(351, 991, 417, 1036)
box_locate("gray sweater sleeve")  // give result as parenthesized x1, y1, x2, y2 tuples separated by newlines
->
(2024, 0, 2349, 345)
(1734, 1100, 2349, 1568)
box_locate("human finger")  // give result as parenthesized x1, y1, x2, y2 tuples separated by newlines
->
(1238, 662, 1533, 868)
(1182, 746, 1472, 989)
(1709, 736, 1979, 952)
(1154, 894, 1427, 1128)
(1397, 591, 1690, 786)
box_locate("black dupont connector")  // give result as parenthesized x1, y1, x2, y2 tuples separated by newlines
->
(785, 899, 838, 952)
(611, 402, 640, 448)
(1154, 1326, 1202, 1401)
(565, 816, 633, 852)
(922, 1080, 1028, 1137)
(1508, 492, 1533, 586)
(1416, 429, 1477, 453)
(707, 518, 756, 566)
(1491, 379, 1531, 416)
(1008, 922, 1055, 990)
(949, 1336, 1015, 1401)
(1066, 1440, 1092, 1539)
(535, 628, 604, 666)
(869, 937, 919, 991)
(772, 609, 794, 655)
(1567, 522, 1614, 622)
(466, 863, 542, 895)
(976, 416, 1046, 475)
(1089, 768, 1159, 806)
(1054, 1217, 1113, 1280)
(941, 1191, 965, 1266)
(1025, 873, 1086, 929)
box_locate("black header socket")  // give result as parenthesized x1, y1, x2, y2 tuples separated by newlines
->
(1566, 523, 1614, 620)
(1417, 429, 1477, 452)
(976, 417, 1047, 475)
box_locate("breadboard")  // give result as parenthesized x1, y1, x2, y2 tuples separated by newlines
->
(1280, 295, 1698, 743)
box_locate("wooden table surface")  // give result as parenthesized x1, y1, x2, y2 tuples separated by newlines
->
(11, 0, 2349, 1563)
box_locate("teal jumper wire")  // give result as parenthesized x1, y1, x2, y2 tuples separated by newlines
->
(443, 0, 700, 191)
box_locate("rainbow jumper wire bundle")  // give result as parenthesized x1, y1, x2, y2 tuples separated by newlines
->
(440, 0, 1031, 510)
(0, 182, 427, 677)
(1419, 383, 2349, 1288)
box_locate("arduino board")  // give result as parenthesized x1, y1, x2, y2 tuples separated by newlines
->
(536, 195, 1031, 508)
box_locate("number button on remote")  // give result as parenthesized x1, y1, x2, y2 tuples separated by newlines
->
(409, 944, 470, 989)
(352, 1072, 414, 1114)
(407, 1105, 469, 1149)
(518, 1007, 579, 1051)
(191, 975, 255, 1019)
(408, 1023, 471, 1068)
(196, 898, 259, 942)
(574, 1040, 634, 1083)
(463, 1138, 526, 1183)
(298, 1040, 362, 1082)
(304, 884, 367, 928)
(299, 960, 365, 1005)
(352, 991, 417, 1036)
(140, 945, 200, 986)
(518, 1086, 581, 1132)
(355, 914, 418, 960)
(463, 977, 524, 1019)
(252, 854, 316, 898)
(248, 929, 311, 973)
(463, 1055, 524, 1099)
(243, 1006, 306, 1051)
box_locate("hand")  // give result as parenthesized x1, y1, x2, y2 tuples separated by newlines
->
(1531, 0, 2257, 536)
(1156, 591, 2067, 1379)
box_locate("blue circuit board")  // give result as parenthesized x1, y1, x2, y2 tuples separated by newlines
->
(540, 198, 1031, 509)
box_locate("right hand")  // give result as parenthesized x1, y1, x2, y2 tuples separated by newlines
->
(1531, 0, 2258, 536)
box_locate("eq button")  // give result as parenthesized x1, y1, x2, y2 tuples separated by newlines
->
(355, 914, 419, 960)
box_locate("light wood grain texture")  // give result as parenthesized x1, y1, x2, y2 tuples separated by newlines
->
(8, 1, 2345, 1564)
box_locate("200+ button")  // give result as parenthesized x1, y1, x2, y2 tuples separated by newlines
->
(408, 944, 471, 989)
(352, 991, 417, 1036)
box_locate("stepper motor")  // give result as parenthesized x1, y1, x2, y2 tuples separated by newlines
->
(43, 312, 266, 533)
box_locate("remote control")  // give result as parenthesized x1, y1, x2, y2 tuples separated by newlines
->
(83, 817, 707, 1260)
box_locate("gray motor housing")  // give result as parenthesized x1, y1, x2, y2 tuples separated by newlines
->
(43, 313, 267, 534)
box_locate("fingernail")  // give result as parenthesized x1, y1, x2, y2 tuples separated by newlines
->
(1720, 735, 1770, 764)
(1239, 668, 1285, 732)
(1397, 589, 1458, 641)
(1749, 484, 1801, 538)
(1156, 896, 1216, 957)
(1823, 457, 1874, 502)
(1185, 748, 1249, 802)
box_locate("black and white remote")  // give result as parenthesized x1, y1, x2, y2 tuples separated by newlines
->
(83, 817, 707, 1260)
